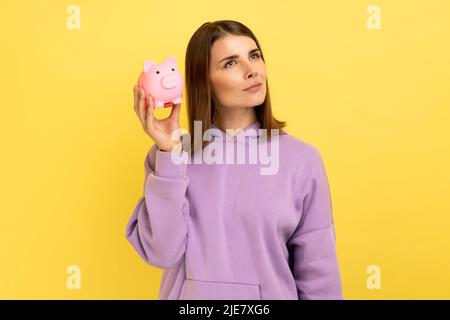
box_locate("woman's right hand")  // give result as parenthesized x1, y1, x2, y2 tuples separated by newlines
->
(133, 85, 183, 152)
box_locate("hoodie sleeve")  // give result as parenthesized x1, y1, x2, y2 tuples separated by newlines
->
(287, 147, 343, 300)
(125, 144, 190, 269)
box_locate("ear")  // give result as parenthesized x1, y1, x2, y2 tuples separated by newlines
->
(164, 55, 177, 66)
(143, 60, 156, 73)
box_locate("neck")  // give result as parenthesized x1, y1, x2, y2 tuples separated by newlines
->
(212, 106, 258, 132)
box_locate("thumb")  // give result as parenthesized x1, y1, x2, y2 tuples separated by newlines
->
(170, 104, 181, 121)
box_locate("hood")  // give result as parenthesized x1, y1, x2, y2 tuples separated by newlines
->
(209, 121, 262, 142)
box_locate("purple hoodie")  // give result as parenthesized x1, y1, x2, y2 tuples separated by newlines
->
(125, 121, 343, 300)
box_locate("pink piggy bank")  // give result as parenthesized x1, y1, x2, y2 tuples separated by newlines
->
(137, 55, 184, 109)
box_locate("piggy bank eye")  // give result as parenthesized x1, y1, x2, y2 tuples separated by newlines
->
(171, 68, 175, 71)
(156, 71, 160, 74)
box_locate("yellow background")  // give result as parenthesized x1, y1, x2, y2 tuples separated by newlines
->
(1, 0, 449, 299)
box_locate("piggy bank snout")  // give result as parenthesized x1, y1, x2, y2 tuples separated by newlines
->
(161, 75, 180, 89)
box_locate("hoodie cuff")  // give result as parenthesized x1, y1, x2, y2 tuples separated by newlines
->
(154, 149, 188, 179)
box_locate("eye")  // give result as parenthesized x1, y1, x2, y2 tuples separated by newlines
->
(156, 71, 159, 74)
(171, 68, 175, 71)
(224, 60, 235, 68)
(224, 53, 261, 68)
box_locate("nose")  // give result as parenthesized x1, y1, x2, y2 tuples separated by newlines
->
(246, 71, 257, 79)
(244, 62, 258, 79)
(161, 75, 178, 89)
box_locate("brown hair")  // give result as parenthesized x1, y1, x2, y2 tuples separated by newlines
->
(184, 20, 287, 155)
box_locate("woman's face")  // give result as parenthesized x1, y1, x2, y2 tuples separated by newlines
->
(209, 35, 267, 110)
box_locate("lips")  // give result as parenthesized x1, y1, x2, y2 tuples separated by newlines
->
(243, 83, 262, 91)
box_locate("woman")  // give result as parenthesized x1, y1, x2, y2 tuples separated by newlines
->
(126, 20, 343, 300)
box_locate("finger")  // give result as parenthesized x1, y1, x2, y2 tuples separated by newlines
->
(133, 85, 139, 113)
(137, 87, 146, 127)
(147, 92, 154, 111)
(145, 94, 155, 129)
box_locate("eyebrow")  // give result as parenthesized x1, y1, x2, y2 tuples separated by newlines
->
(218, 48, 261, 65)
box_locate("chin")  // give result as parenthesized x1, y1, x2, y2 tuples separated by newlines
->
(247, 94, 266, 107)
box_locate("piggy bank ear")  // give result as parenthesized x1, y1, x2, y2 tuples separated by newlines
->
(143, 60, 156, 73)
(164, 55, 177, 66)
